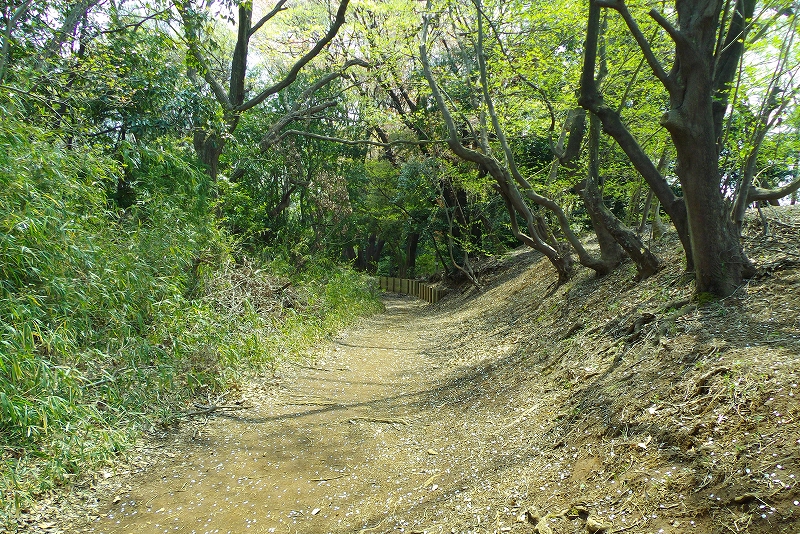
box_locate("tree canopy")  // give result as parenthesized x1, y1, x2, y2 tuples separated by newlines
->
(1, 0, 798, 289)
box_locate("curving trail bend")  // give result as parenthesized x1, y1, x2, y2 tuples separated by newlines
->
(90, 295, 468, 534)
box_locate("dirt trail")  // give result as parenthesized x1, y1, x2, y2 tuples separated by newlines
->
(58, 211, 800, 534)
(89, 295, 458, 534)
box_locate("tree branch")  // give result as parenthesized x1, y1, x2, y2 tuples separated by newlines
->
(178, 7, 232, 110)
(748, 176, 800, 203)
(648, 8, 681, 43)
(237, 0, 351, 113)
(249, 0, 289, 37)
(419, 0, 571, 282)
(298, 58, 369, 102)
(471, 0, 555, 131)
(44, 0, 102, 60)
(259, 100, 340, 149)
(99, 8, 171, 35)
(272, 130, 446, 148)
(474, 0, 599, 270)
(597, 0, 674, 92)
(579, 0, 690, 258)
(259, 59, 369, 150)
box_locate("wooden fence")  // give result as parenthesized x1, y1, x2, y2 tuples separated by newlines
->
(378, 276, 447, 304)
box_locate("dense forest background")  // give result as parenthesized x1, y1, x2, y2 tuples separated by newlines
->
(1, 0, 798, 525)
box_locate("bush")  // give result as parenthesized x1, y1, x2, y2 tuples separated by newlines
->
(0, 115, 382, 527)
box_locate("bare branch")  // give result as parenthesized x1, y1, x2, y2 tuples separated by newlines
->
(748, 176, 800, 203)
(579, 0, 690, 257)
(648, 8, 685, 47)
(420, 0, 571, 282)
(237, 0, 351, 113)
(259, 100, 340, 149)
(297, 58, 369, 102)
(272, 130, 446, 148)
(474, 0, 598, 268)
(597, 0, 674, 92)
(99, 8, 172, 35)
(249, 0, 289, 37)
(259, 59, 369, 149)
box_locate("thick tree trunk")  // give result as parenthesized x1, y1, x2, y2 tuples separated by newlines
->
(581, 191, 625, 274)
(355, 247, 366, 271)
(193, 130, 224, 182)
(342, 245, 357, 263)
(670, 125, 748, 295)
(658, 0, 753, 296)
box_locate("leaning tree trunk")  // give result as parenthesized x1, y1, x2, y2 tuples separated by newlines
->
(419, 14, 572, 284)
(582, 14, 660, 280)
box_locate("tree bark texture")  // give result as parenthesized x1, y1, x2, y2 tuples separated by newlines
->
(582, 0, 757, 296)
(659, 0, 753, 295)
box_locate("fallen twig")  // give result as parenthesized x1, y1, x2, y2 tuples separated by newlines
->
(282, 400, 342, 406)
(310, 473, 348, 482)
(285, 361, 350, 372)
(179, 404, 251, 418)
(348, 417, 409, 426)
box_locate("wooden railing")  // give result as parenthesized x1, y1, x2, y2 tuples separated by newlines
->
(378, 276, 447, 304)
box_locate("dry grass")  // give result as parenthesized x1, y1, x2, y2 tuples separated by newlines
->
(405, 205, 800, 533)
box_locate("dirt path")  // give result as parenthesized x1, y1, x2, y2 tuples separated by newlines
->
(43, 225, 800, 534)
(88, 294, 462, 534)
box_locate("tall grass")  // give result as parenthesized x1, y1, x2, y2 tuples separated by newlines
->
(0, 114, 382, 527)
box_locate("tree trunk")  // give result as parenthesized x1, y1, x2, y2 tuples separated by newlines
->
(670, 124, 747, 295)
(582, 177, 661, 279)
(577, 112, 660, 279)
(652, 199, 666, 239)
(355, 246, 366, 271)
(342, 245, 357, 263)
(638, 188, 653, 234)
(402, 232, 420, 278)
(193, 130, 224, 182)
(364, 234, 384, 274)
(581, 105, 625, 274)
(579, 1, 693, 270)
(659, 1, 753, 296)
(420, 10, 572, 284)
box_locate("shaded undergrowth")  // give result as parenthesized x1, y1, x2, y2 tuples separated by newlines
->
(0, 114, 382, 528)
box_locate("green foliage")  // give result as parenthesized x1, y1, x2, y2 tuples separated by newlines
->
(0, 113, 381, 528)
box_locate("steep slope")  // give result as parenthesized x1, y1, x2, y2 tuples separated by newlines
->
(410, 205, 800, 533)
